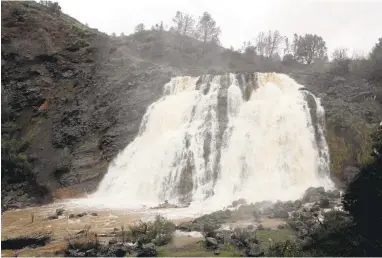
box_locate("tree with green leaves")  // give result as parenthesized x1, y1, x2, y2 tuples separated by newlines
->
(368, 38, 382, 83)
(292, 34, 328, 64)
(135, 23, 145, 33)
(196, 12, 221, 44)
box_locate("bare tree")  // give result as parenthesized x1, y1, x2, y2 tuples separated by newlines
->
(254, 31, 267, 57)
(284, 37, 291, 55)
(331, 48, 350, 74)
(135, 23, 145, 33)
(182, 14, 195, 36)
(332, 48, 349, 61)
(291, 33, 299, 60)
(196, 12, 221, 44)
(254, 30, 283, 58)
(264, 30, 284, 58)
(172, 11, 184, 33)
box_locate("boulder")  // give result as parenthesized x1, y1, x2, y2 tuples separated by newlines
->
(85, 248, 96, 257)
(108, 238, 118, 245)
(206, 237, 218, 249)
(245, 243, 263, 257)
(137, 243, 157, 257)
(326, 189, 341, 199)
(310, 203, 321, 212)
(215, 230, 232, 244)
(319, 197, 330, 208)
(48, 214, 58, 220)
(75, 212, 87, 218)
(55, 208, 64, 216)
(303, 187, 325, 203)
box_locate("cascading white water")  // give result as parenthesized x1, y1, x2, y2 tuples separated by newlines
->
(81, 72, 333, 211)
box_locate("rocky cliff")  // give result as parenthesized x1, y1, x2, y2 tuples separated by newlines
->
(1, 1, 381, 209)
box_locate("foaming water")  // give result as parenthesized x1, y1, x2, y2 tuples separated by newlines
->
(72, 72, 333, 215)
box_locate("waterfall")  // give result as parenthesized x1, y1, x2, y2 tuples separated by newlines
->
(84, 72, 333, 210)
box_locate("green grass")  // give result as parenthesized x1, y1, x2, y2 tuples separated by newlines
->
(256, 228, 297, 250)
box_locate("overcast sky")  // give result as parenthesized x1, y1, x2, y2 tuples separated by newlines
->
(58, 0, 382, 56)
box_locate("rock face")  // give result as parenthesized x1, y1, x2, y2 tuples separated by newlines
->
(1, 1, 381, 208)
(289, 71, 382, 182)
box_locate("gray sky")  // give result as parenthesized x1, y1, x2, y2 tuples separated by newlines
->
(58, 0, 382, 56)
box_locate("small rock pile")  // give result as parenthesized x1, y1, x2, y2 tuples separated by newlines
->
(47, 208, 98, 220)
(202, 227, 264, 257)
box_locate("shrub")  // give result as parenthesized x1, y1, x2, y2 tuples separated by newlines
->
(129, 215, 175, 246)
(267, 240, 305, 257)
(231, 228, 258, 248)
(39, 1, 61, 15)
(1, 134, 33, 185)
(368, 38, 382, 83)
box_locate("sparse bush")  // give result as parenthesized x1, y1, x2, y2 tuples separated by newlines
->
(39, 1, 61, 15)
(267, 239, 305, 256)
(135, 23, 145, 33)
(231, 228, 258, 248)
(1, 134, 33, 185)
(64, 233, 99, 256)
(368, 38, 382, 83)
(129, 215, 175, 246)
(330, 48, 351, 75)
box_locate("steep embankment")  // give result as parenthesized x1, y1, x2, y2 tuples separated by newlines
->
(1, 1, 381, 210)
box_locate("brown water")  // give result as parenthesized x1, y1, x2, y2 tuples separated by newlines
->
(1, 201, 286, 257)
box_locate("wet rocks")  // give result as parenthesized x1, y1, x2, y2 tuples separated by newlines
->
(245, 243, 263, 257)
(319, 197, 330, 208)
(47, 214, 58, 220)
(55, 208, 65, 216)
(67, 212, 96, 219)
(177, 209, 232, 232)
(137, 243, 157, 257)
(108, 238, 118, 245)
(151, 201, 179, 209)
(326, 189, 341, 199)
(206, 237, 218, 249)
(303, 187, 325, 203)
